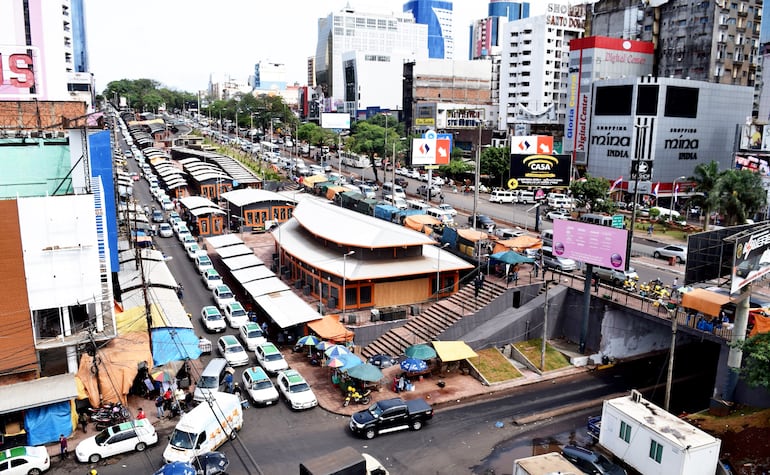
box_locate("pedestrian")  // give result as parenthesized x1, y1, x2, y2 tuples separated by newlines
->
(78, 412, 88, 433)
(512, 264, 520, 283)
(136, 408, 146, 420)
(647, 224, 654, 236)
(176, 283, 184, 300)
(59, 434, 68, 460)
(155, 394, 165, 419)
(224, 371, 234, 393)
(261, 321, 269, 337)
(474, 274, 483, 298)
(673, 277, 679, 288)
(593, 277, 600, 293)
(533, 259, 540, 278)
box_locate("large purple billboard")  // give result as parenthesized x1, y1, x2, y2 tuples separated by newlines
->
(552, 220, 629, 269)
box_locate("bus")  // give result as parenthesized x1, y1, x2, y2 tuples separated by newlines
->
(340, 151, 371, 168)
(260, 141, 280, 158)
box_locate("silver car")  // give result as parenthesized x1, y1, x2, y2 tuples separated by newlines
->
(652, 245, 687, 263)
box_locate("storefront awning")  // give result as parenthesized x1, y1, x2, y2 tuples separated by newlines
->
(307, 315, 354, 343)
(681, 288, 731, 317)
(0, 374, 78, 414)
(431, 341, 478, 362)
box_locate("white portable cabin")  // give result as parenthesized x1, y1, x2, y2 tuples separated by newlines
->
(598, 390, 721, 475)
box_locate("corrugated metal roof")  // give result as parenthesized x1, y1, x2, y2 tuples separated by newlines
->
(254, 290, 321, 329)
(0, 374, 78, 413)
(231, 265, 274, 284)
(222, 188, 294, 207)
(243, 276, 290, 300)
(216, 244, 253, 259)
(206, 234, 244, 249)
(221, 254, 264, 271)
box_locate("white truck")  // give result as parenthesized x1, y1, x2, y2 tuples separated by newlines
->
(163, 392, 243, 464)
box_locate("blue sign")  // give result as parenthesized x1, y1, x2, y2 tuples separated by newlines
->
(421, 131, 454, 151)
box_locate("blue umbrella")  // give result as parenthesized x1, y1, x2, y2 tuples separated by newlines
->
(297, 335, 321, 346)
(400, 357, 428, 373)
(315, 340, 335, 351)
(325, 345, 350, 358)
(340, 352, 363, 371)
(153, 462, 196, 475)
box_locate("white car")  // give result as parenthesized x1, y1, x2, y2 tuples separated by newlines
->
(175, 223, 190, 239)
(0, 446, 50, 475)
(224, 301, 249, 328)
(212, 285, 236, 312)
(161, 198, 174, 211)
(276, 369, 318, 410)
(195, 254, 213, 274)
(202, 269, 223, 290)
(437, 203, 457, 216)
(432, 176, 445, 186)
(242, 366, 279, 406)
(181, 234, 196, 248)
(185, 243, 201, 260)
(75, 419, 158, 464)
(200, 306, 227, 333)
(217, 335, 250, 367)
(255, 342, 289, 374)
(158, 223, 173, 238)
(547, 210, 572, 221)
(239, 322, 266, 351)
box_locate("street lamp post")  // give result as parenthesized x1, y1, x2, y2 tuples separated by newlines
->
(471, 119, 482, 229)
(342, 250, 355, 316)
(672, 175, 686, 210)
(436, 243, 450, 301)
(625, 122, 649, 271)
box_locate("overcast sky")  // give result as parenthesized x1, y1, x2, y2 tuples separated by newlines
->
(85, 0, 495, 94)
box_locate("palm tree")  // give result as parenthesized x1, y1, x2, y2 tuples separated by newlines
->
(713, 169, 767, 225)
(689, 160, 721, 230)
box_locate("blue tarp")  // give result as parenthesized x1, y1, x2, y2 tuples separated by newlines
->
(24, 400, 72, 446)
(152, 327, 202, 366)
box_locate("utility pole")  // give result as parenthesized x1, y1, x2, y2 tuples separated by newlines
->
(664, 302, 677, 412)
(137, 247, 154, 354)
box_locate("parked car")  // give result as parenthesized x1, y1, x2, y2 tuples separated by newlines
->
(212, 285, 236, 311)
(0, 446, 50, 475)
(217, 335, 250, 367)
(561, 445, 627, 475)
(276, 369, 318, 410)
(468, 215, 496, 231)
(541, 246, 577, 272)
(495, 227, 526, 239)
(184, 243, 200, 260)
(547, 210, 572, 221)
(437, 203, 457, 217)
(652, 245, 687, 263)
(416, 184, 441, 198)
(158, 223, 173, 238)
(255, 342, 289, 374)
(241, 366, 279, 406)
(394, 177, 409, 189)
(349, 397, 433, 439)
(202, 269, 223, 290)
(195, 254, 213, 274)
(224, 301, 249, 328)
(75, 419, 158, 464)
(200, 306, 227, 333)
(238, 322, 266, 351)
(593, 266, 639, 286)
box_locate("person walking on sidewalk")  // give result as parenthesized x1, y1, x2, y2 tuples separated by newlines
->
(59, 434, 68, 460)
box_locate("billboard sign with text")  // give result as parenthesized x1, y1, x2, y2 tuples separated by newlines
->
(553, 219, 629, 269)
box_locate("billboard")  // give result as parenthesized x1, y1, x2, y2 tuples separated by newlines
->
(320, 112, 350, 129)
(684, 223, 755, 285)
(508, 153, 571, 189)
(412, 130, 451, 165)
(511, 136, 553, 155)
(552, 220, 629, 269)
(731, 226, 770, 294)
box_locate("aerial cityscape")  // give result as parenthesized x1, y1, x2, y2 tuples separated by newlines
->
(1, 0, 770, 474)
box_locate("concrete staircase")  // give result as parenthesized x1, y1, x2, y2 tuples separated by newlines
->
(362, 278, 509, 359)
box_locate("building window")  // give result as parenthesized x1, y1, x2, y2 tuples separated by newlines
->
(649, 439, 663, 463)
(619, 421, 632, 442)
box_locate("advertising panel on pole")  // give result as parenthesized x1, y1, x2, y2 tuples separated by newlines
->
(508, 152, 571, 189)
(320, 112, 350, 129)
(412, 131, 451, 166)
(552, 220, 629, 269)
(511, 136, 553, 155)
(731, 226, 770, 294)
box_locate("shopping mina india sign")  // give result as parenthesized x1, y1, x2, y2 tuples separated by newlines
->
(508, 136, 571, 189)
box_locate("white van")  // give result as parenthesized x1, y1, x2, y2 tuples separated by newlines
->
(381, 182, 406, 200)
(516, 190, 536, 204)
(193, 358, 229, 402)
(406, 199, 430, 212)
(163, 392, 243, 464)
(489, 190, 516, 204)
(541, 229, 554, 246)
(426, 208, 455, 226)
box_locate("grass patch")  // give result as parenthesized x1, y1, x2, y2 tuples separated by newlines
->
(514, 339, 571, 372)
(468, 348, 522, 383)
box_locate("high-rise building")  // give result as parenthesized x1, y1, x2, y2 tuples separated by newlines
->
(499, 7, 585, 135)
(314, 4, 428, 105)
(0, 0, 94, 107)
(403, 0, 454, 59)
(588, 0, 761, 88)
(469, 1, 530, 60)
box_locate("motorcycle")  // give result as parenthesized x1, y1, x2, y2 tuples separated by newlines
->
(89, 403, 130, 430)
(343, 387, 372, 407)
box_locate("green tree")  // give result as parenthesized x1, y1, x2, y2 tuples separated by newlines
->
(570, 175, 611, 212)
(713, 169, 766, 225)
(479, 147, 510, 188)
(440, 159, 473, 178)
(689, 160, 721, 230)
(731, 332, 770, 390)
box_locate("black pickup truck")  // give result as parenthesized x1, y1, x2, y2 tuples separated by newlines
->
(349, 397, 433, 439)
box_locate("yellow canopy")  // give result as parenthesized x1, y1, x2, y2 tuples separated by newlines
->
(457, 229, 489, 242)
(115, 304, 165, 334)
(303, 174, 328, 186)
(681, 288, 731, 317)
(493, 235, 542, 254)
(431, 341, 478, 362)
(404, 214, 441, 234)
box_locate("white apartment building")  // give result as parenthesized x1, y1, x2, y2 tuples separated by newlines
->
(341, 50, 408, 112)
(498, 5, 585, 134)
(315, 4, 429, 107)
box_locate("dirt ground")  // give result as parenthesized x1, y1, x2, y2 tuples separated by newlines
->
(684, 407, 770, 474)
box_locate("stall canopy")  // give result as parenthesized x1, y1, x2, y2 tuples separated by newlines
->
(404, 215, 441, 234)
(307, 315, 354, 343)
(0, 374, 77, 414)
(431, 341, 478, 362)
(255, 291, 322, 329)
(681, 288, 731, 317)
(493, 235, 543, 254)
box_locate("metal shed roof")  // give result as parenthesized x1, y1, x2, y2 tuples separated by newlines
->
(221, 254, 264, 271)
(243, 276, 290, 300)
(206, 234, 244, 249)
(0, 374, 78, 413)
(231, 265, 274, 284)
(254, 290, 321, 329)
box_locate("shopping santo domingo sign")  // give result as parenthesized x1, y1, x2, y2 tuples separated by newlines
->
(412, 130, 451, 166)
(509, 152, 571, 189)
